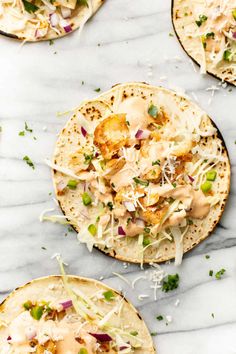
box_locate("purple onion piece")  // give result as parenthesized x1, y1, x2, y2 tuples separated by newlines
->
(7, 336, 11, 341)
(60, 299, 73, 310)
(89, 332, 112, 342)
(135, 129, 143, 139)
(233, 32, 236, 39)
(81, 126, 87, 137)
(118, 226, 126, 236)
(119, 346, 130, 350)
(188, 175, 194, 183)
(64, 24, 72, 33)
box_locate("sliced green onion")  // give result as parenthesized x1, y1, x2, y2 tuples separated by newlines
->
(143, 237, 151, 247)
(23, 300, 32, 310)
(223, 50, 232, 61)
(201, 181, 212, 193)
(88, 224, 97, 236)
(133, 177, 149, 187)
(130, 331, 138, 336)
(30, 305, 44, 320)
(206, 170, 217, 181)
(82, 192, 92, 206)
(67, 180, 78, 189)
(103, 290, 115, 301)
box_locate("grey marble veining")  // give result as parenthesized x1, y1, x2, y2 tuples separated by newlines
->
(0, 0, 236, 353)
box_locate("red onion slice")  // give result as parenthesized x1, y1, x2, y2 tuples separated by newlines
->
(59, 20, 72, 33)
(118, 226, 126, 236)
(233, 32, 236, 39)
(188, 175, 194, 183)
(50, 13, 59, 27)
(119, 346, 130, 350)
(81, 126, 87, 137)
(89, 333, 112, 342)
(60, 299, 73, 309)
(123, 201, 136, 212)
(7, 336, 11, 342)
(135, 129, 150, 140)
(61, 6, 71, 19)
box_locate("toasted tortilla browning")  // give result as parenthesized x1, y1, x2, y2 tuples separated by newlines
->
(0, 0, 104, 41)
(172, 0, 236, 85)
(51, 83, 230, 264)
(0, 275, 155, 353)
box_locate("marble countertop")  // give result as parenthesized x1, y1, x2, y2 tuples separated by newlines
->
(0, 0, 236, 353)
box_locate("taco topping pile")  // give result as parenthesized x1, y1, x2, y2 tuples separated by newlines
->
(50, 89, 227, 264)
(0, 0, 91, 40)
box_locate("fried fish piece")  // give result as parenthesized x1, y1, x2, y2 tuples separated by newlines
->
(94, 114, 129, 159)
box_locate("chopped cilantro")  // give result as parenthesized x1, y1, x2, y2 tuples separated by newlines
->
(49, 39, 54, 46)
(172, 182, 177, 188)
(23, 300, 32, 310)
(209, 270, 213, 277)
(126, 120, 130, 126)
(30, 305, 44, 320)
(133, 177, 149, 187)
(19, 131, 25, 136)
(41, 246, 47, 250)
(223, 50, 232, 61)
(151, 332, 158, 336)
(215, 269, 226, 280)
(169, 32, 174, 37)
(162, 274, 179, 292)
(23, 0, 39, 13)
(23, 156, 35, 169)
(103, 290, 115, 301)
(84, 153, 93, 164)
(77, 0, 88, 6)
(81, 81, 85, 85)
(188, 219, 193, 225)
(144, 227, 150, 234)
(143, 237, 151, 247)
(94, 88, 101, 92)
(205, 255, 210, 259)
(195, 14, 208, 27)
(107, 201, 114, 211)
(127, 217, 132, 225)
(148, 104, 158, 118)
(152, 160, 160, 166)
(211, 313, 215, 318)
(156, 315, 163, 321)
(206, 32, 215, 39)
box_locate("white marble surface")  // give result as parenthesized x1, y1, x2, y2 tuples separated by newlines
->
(0, 0, 236, 353)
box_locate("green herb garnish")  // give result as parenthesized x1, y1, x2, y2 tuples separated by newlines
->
(23, 0, 39, 12)
(19, 131, 25, 136)
(103, 290, 115, 301)
(148, 104, 158, 118)
(215, 269, 226, 280)
(49, 39, 54, 46)
(152, 160, 160, 166)
(82, 192, 92, 206)
(223, 50, 232, 61)
(25, 122, 32, 132)
(151, 332, 158, 336)
(205, 255, 210, 259)
(206, 32, 215, 39)
(107, 202, 114, 211)
(23, 156, 35, 169)
(94, 88, 101, 92)
(77, 0, 88, 6)
(30, 305, 44, 320)
(143, 237, 151, 247)
(84, 153, 93, 165)
(23, 300, 32, 310)
(133, 177, 149, 187)
(195, 14, 208, 27)
(209, 270, 213, 276)
(88, 224, 97, 236)
(156, 315, 163, 321)
(162, 274, 179, 292)
(144, 227, 150, 234)
(67, 180, 78, 190)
